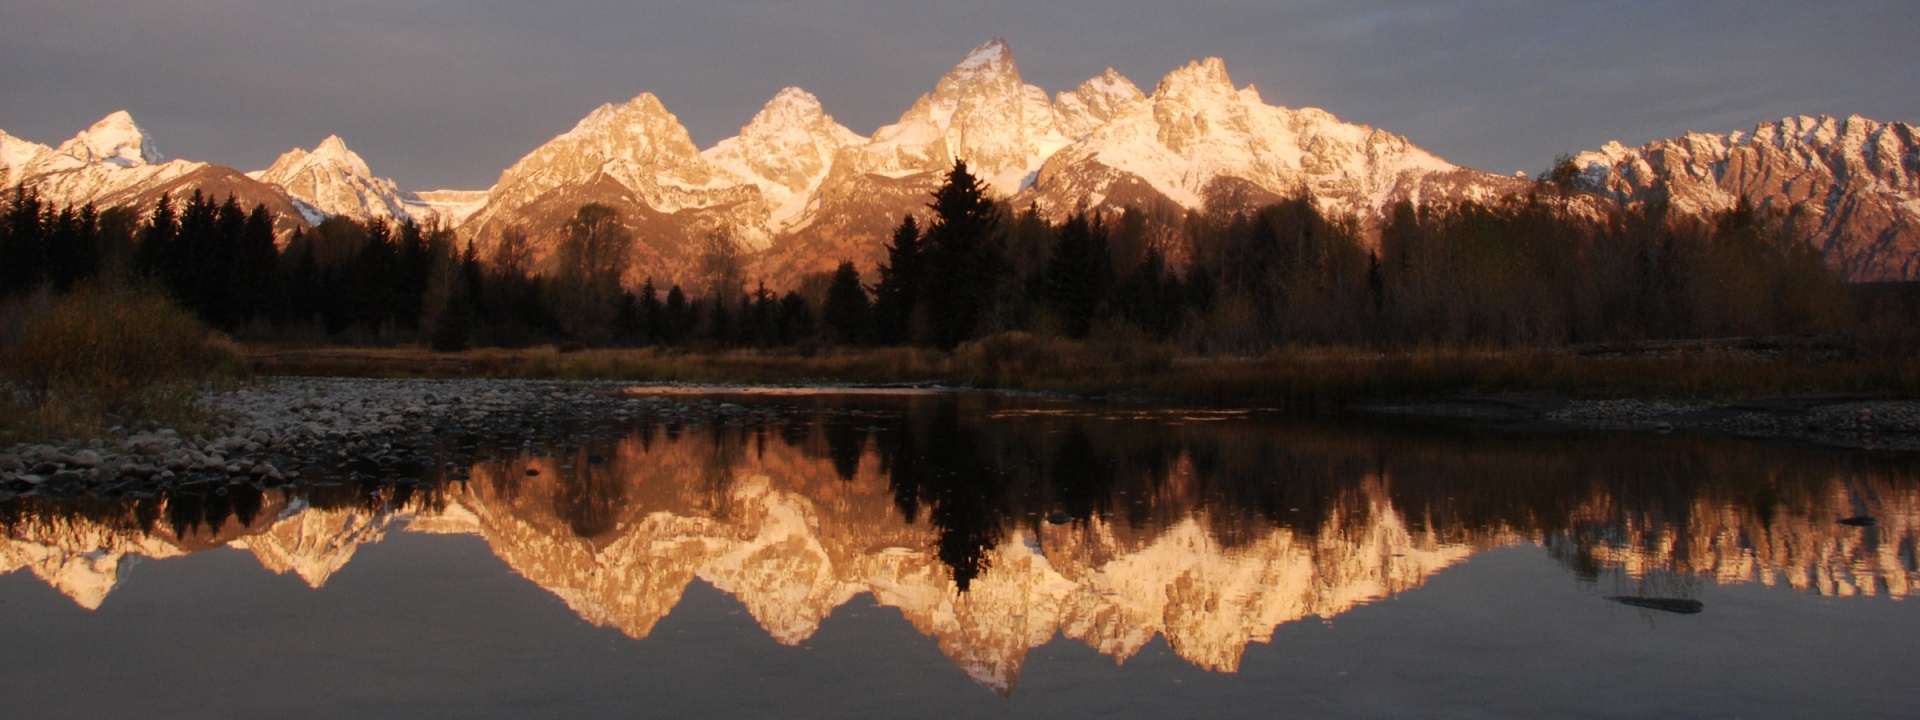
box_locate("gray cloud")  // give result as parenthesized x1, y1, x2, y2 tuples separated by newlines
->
(2, 0, 1915, 190)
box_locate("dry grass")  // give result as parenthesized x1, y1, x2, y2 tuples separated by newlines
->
(1, 278, 245, 442)
(239, 334, 1920, 406)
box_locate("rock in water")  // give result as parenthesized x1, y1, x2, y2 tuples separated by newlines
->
(1607, 596, 1704, 614)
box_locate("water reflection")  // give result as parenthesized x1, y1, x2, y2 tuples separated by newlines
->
(3, 392, 1917, 693)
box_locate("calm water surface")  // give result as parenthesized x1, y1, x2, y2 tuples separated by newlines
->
(3, 390, 1916, 718)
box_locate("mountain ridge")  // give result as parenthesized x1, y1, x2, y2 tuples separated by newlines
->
(4, 41, 1918, 281)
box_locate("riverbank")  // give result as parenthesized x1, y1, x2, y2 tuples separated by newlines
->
(244, 336, 1920, 406)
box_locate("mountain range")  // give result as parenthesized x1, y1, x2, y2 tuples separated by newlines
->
(4, 39, 1918, 283)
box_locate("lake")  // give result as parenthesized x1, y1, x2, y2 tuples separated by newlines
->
(2, 389, 1916, 718)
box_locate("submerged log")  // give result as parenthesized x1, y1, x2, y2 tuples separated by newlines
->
(1607, 596, 1704, 614)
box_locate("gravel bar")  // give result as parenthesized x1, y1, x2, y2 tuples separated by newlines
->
(0, 377, 785, 502)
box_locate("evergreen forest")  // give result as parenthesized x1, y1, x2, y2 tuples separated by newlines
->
(0, 161, 1877, 355)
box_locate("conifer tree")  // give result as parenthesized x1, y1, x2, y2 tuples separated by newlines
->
(231, 204, 278, 326)
(872, 215, 922, 344)
(920, 160, 1004, 348)
(822, 260, 873, 345)
(778, 291, 815, 345)
(134, 193, 177, 283)
(639, 278, 664, 345)
(664, 284, 691, 344)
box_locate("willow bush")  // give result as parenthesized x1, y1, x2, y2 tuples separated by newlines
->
(2, 277, 243, 436)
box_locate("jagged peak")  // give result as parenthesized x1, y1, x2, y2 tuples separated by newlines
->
(954, 37, 1015, 74)
(310, 135, 372, 174)
(255, 134, 376, 181)
(566, 93, 677, 138)
(749, 87, 830, 129)
(1073, 68, 1145, 102)
(314, 134, 352, 157)
(1153, 57, 1238, 105)
(56, 110, 164, 167)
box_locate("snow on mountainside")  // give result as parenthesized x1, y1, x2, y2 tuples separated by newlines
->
(408, 189, 491, 226)
(460, 92, 772, 287)
(1, 112, 308, 237)
(843, 38, 1074, 195)
(702, 87, 866, 233)
(250, 135, 434, 226)
(767, 41, 1526, 286)
(0, 129, 54, 187)
(1572, 115, 1920, 281)
(1020, 57, 1524, 226)
(765, 39, 1126, 283)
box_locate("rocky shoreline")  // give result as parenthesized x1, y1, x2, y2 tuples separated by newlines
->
(0, 378, 787, 502)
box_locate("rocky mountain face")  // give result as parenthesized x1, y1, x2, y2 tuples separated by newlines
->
(1572, 115, 1920, 281)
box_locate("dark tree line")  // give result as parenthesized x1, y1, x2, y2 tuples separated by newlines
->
(1, 159, 1864, 352)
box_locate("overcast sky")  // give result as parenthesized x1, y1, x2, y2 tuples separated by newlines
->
(3, 0, 1915, 191)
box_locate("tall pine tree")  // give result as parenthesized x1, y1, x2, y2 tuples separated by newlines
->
(872, 215, 922, 344)
(920, 160, 1004, 349)
(822, 260, 873, 345)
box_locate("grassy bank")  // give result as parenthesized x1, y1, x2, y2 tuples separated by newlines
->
(244, 332, 1920, 408)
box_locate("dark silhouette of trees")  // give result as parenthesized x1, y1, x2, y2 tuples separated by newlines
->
(1043, 213, 1115, 339)
(1, 187, 48, 297)
(1, 163, 1874, 356)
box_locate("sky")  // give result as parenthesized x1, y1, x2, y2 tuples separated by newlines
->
(3, 0, 1916, 191)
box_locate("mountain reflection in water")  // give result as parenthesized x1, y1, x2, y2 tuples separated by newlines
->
(3, 393, 1916, 693)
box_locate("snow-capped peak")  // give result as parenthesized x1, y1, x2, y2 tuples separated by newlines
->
(563, 93, 686, 144)
(954, 37, 1015, 74)
(750, 87, 833, 130)
(54, 110, 163, 167)
(310, 135, 371, 173)
(1056, 69, 1147, 139)
(705, 87, 866, 232)
(1154, 58, 1238, 103)
(251, 134, 412, 224)
(1082, 68, 1142, 100)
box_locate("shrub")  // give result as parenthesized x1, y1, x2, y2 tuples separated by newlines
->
(954, 331, 1091, 387)
(1, 277, 242, 433)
